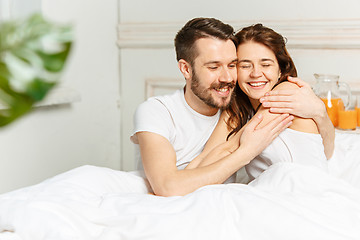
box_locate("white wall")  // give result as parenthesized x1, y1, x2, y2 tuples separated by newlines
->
(119, 0, 360, 22)
(0, 0, 121, 193)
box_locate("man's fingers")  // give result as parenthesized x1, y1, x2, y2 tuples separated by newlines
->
(263, 113, 292, 132)
(270, 115, 293, 134)
(246, 114, 263, 131)
(269, 118, 293, 141)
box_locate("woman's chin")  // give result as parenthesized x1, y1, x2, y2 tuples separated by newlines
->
(247, 93, 264, 101)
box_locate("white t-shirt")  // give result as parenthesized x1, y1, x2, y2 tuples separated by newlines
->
(131, 89, 221, 170)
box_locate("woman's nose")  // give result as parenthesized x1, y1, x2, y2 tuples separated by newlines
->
(250, 65, 262, 78)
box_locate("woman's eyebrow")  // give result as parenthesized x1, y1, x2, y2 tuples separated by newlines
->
(238, 59, 251, 63)
(260, 58, 275, 62)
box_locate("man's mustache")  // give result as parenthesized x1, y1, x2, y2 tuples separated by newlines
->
(210, 81, 236, 89)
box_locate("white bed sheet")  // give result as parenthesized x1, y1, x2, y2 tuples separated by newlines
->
(0, 132, 359, 240)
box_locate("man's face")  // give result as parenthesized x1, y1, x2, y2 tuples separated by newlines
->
(186, 38, 238, 113)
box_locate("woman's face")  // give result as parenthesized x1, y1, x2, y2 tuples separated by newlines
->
(237, 41, 281, 108)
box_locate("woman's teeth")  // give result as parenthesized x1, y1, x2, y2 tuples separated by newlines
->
(249, 82, 266, 87)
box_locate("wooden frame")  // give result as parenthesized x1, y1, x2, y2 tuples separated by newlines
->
(117, 19, 360, 49)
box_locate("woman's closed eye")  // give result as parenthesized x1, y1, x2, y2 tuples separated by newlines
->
(260, 59, 275, 68)
(238, 64, 252, 69)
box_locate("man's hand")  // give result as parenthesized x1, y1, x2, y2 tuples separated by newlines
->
(259, 76, 326, 119)
(238, 113, 293, 160)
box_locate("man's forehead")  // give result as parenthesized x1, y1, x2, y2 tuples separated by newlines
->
(194, 37, 235, 49)
(194, 38, 237, 64)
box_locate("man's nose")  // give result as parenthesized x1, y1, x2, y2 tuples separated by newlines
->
(219, 67, 234, 82)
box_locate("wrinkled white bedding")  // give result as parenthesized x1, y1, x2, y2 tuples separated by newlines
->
(0, 132, 359, 240)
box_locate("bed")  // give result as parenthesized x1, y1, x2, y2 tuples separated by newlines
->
(0, 131, 360, 240)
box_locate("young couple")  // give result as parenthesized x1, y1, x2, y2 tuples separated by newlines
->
(131, 17, 335, 197)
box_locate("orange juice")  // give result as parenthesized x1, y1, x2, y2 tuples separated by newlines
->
(338, 110, 357, 130)
(321, 98, 344, 127)
(357, 107, 360, 127)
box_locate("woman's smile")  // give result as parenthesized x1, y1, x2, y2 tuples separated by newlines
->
(247, 81, 268, 88)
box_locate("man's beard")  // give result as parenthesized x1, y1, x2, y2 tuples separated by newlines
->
(190, 70, 235, 110)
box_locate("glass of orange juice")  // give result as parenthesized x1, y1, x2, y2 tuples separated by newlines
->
(338, 109, 357, 130)
(338, 98, 357, 130)
(321, 97, 344, 127)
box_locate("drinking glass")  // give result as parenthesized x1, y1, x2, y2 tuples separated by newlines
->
(338, 97, 357, 130)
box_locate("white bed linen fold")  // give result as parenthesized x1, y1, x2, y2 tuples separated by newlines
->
(0, 132, 359, 240)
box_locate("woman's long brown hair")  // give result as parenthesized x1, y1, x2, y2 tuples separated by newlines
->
(226, 24, 298, 139)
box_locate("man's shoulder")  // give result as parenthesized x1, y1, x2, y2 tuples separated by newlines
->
(132, 89, 184, 143)
(138, 89, 183, 111)
(135, 89, 183, 120)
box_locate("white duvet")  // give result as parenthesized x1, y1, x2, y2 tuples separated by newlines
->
(0, 132, 360, 240)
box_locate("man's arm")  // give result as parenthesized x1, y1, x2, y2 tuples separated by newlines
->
(259, 76, 335, 159)
(137, 113, 292, 197)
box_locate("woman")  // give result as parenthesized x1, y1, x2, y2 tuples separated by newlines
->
(188, 24, 333, 181)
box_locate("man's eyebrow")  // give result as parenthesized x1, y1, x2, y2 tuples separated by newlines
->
(204, 58, 238, 65)
(204, 61, 220, 65)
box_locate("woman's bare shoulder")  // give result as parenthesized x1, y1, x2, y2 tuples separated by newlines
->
(273, 81, 299, 90)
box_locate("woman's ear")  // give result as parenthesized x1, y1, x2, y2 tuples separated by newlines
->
(178, 59, 192, 80)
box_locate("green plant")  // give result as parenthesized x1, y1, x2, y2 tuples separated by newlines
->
(0, 14, 72, 127)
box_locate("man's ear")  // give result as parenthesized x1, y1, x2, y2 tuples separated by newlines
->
(178, 59, 192, 80)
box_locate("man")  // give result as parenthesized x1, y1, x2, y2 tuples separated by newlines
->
(131, 17, 333, 197)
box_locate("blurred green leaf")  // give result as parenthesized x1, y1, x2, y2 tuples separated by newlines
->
(0, 13, 73, 127)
